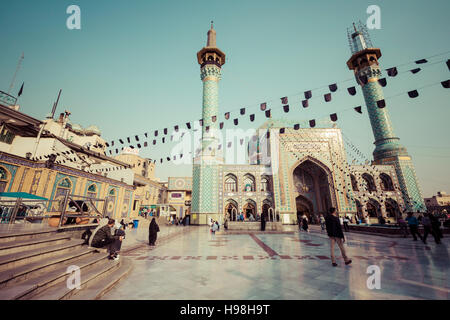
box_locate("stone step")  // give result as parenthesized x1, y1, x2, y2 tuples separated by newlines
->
(69, 258, 133, 300)
(0, 230, 57, 244)
(0, 246, 96, 289)
(30, 256, 121, 300)
(0, 239, 85, 273)
(0, 233, 72, 256)
(0, 251, 109, 300)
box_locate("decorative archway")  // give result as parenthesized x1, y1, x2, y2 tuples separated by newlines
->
(291, 157, 336, 217)
(51, 177, 73, 212)
(243, 174, 256, 192)
(296, 195, 313, 221)
(224, 199, 238, 221)
(385, 198, 400, 220)
(366, 198, 381, 218)
(362, 173, 377, 192)
(380, 173, 394, 191)
(261, 175, 271, 192)
(224, 174, 237, 192)
(0, 166, 10, 193)
(262, 199, 272, 221)
(243, 199, 256, 219)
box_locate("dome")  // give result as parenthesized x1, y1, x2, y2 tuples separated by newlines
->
(71, 123, 84, 133)
(84, 125, 101, 136)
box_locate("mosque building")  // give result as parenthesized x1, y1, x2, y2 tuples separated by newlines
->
(190, 23, 426, 226)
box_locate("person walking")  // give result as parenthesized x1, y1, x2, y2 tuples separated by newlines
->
(261, 211, 267, 231)
(320, 215, 326, 231)
(148, 217, 160, 246)
(422, 213, 440, 244)
(211, 221, 218, 234)
(325, 208, 352, 267)
(405, 212, 423, 241)
(397, 216, 408, 238)
(343, 216, 350, 232)
(430, 212, 443, 242)
(302, 214, 309, 232)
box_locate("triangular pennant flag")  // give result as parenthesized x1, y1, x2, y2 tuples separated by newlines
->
(281, 97, 288, 104)
(329, 83, 338, 92)
(153, 140, 156, 145)
(447, 59, 450, 71)
(240, 139, 244, 145)
(105, 142, 110, 147)
(206, 126, 210, 132)
(227, 142, 232, 148)
(250, 114, 255, 122)
(233, 118, 238, 125)
(304, 91, 312, 99)
(410, 68, 421, 74)
(111, 141, 114, 146)
(160, 158, 163, 163)
(154, 130, 158, 136)
(386, 67, 398, 77)
(302, 100, 309, 108)
(260, 103, 267, 111)
(347, 86, 356, 96)
(265, 110, 271, 118)
(219, 122, 224, 129)
(162, 137, 165, 143)
(115, 149, 118, 154)
(212, 115, 217, 122)
(330, 113, 338, 122)
(127, 137, 131, 143)
(17, 82, 24, 97)
(279, 128, 285, 134)
(224, 112, 230, 120)
(294, 124, 300, 130)
(135, 135, 139, 141)
(174, 125, 179, 132)
(441, 79, 450, 88)
(407, 90, 419, 98)
(415, 59, 427, 64)
(378, 78, 387, 87)
(240, 108, 245, 115)
(137, 143, 142, 148)
(144, 133, 148, 138)
(283, 105, 289, 113)
(324, 93, 332, 102)
(376, 99, 386, 108)
(354, 106, 362, 114)
(164, 128, 168, 135)
(186, 122, 191, 129)
(144, 141, 148, 147)
(166, 157, 170, 161)
(309, 120, 316, 128)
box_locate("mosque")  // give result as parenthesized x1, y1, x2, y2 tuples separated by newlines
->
(189, 22, 426, 226)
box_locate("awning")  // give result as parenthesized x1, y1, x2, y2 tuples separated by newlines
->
(0, 192, 48, 200)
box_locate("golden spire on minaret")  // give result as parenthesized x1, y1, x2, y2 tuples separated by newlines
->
(197, 21, 226, 66)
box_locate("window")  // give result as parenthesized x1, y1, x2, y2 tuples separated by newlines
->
(261, 176, 270, 192)
(224, 174, 237, 192)
(350, 174, 359, 191)
(0, 126, 15, 144)
(51, 178, 72, 211)
(380, 173, 394, 191)
(243, 174, 256, 192)
(87, 184, 97, 199)
(362, 173, 377, 192)
(0, 167, 9, 192)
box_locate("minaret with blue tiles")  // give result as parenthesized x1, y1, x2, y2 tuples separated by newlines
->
(191, 22, 225, 224)
(346, 22, 426, 212)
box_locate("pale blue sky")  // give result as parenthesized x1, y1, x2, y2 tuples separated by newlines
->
(1, 0, 449, 197)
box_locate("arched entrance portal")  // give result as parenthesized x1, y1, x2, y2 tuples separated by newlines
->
(224, 199, 238, 221)
(293, 159, 334, 222)
(243, 200, 256, 219)
(385, 198, 400, 221)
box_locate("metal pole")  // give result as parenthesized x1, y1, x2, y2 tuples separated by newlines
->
(58, 192, 70, 228)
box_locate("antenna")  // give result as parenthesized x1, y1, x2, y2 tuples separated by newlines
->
(8, 52, 24, 95)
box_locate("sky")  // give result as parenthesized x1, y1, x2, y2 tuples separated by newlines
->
(0, 0, 449, 197)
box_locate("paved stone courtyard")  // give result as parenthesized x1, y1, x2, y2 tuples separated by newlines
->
(103, 226, 450, 300)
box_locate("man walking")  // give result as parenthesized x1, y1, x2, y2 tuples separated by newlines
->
(405, 212, 423, 241)
(422, 213, 440, 244)
(325, 208, 352, 267)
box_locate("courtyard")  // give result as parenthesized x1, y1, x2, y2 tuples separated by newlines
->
(103, 226, 450, 300)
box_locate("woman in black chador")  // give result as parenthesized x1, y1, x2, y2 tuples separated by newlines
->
(261, 211, 267, 231)
(148, 217, 160, 246)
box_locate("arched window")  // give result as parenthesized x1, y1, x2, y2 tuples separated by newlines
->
(243, 174, 256, 192)
(261, 176, 271, 192)
(380, 173, 394, 191)
(362, 173, 377, 192)
(0, 167, 9, 192)
(51, 177, 73, 211)
(350, 174, 359, 191)
(106, 188, 117, 218)
(208, 55, 214, 61)
(87, 184, 97, 199)
(224, 174, 237, 192)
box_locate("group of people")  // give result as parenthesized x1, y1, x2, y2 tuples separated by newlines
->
(402, 211, 443, 244)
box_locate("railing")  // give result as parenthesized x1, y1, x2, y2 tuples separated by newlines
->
(57, 193, 107, 228)
(0, 90, 17, 106)
(0, 198, 58, 224)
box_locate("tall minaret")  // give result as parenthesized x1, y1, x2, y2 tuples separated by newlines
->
(191, 22, 226, 224)
(346, 22, 426, 212)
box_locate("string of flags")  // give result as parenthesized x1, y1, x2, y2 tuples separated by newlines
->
(104, 54, 449, 151)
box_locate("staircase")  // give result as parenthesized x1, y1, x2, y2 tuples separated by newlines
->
(0, 228, 132, 300)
